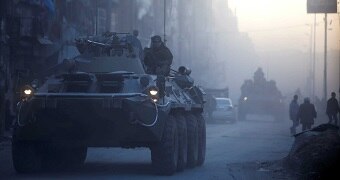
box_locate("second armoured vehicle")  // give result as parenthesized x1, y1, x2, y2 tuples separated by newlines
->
(238, 68, 285, 121)
(12, 32, 206, 175)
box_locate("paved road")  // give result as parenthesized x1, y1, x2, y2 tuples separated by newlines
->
(0, 116, 294, 179)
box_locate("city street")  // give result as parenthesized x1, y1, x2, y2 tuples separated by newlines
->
(1, 116, 294, 179)
(0, 0, 339, 179)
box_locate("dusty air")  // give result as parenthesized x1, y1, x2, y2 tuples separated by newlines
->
(0, 0, 339, 179)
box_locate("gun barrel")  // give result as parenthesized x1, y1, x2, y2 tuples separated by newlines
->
(87, 40, 110, 47)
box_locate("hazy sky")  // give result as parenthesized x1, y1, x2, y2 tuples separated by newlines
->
(220, 0, 340, 99)
(228, 0, 339, 53)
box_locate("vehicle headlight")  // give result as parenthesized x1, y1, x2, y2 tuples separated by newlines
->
(24, 89, 32, 95)
(147, 86, 159, 102)
(22, 85, 34, 100)
(150, 89, 158, 96)
(243, 97, 248, 101)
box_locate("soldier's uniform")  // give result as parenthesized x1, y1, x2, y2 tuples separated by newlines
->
(143, 35, 173, 76)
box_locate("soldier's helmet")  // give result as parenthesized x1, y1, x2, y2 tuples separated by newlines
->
(178, 66, 186, 75)
(151, 35, 162, 42)
(151, 35, 162, 48)
(331, 92, 336, 97)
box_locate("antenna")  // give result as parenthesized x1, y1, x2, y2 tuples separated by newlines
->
(95, 1, 98, 35)
(164, 0, 167, 44)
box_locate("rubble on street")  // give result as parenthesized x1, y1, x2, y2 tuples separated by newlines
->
(285, 124, 340, 179)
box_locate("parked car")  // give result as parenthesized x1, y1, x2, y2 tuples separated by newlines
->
(212, 97, 236, 123)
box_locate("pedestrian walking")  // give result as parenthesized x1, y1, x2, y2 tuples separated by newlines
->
(298, 97, 317, 131)
(326, 92, 340, 126)
(289, 95, 299, 135)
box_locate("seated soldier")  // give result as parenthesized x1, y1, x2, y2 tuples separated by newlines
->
(174, 66, 194, 88)
(143, 35, 173, 76)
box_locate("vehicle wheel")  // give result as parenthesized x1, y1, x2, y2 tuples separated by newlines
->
(12, 139, 42, 173)
(175, 113, 187, 171)
(151, 115, 178, 175)
(185, 113, 198, 168)
(195, 113, 206, 166)
(62, 146, 87, 168)
(43, 145, 87, 170)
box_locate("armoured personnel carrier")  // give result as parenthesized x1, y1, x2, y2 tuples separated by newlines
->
(238, 68, 285, 121)
(12, 32, 206, 175)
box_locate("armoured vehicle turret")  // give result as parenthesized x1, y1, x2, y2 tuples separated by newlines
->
(238, 68, 285, 121)
(12, 32, 206, 175)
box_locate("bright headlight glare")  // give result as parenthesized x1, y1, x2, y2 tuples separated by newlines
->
(24, 89, 32, 95)
(150, 89, 158, 96)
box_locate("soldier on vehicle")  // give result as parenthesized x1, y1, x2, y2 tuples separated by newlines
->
(326, 92, 340, 126)
(143, 35, 173, 76)
(174, 66, 194, 88)
(297, 97, 317, 131)
(289, 95, 299, 135)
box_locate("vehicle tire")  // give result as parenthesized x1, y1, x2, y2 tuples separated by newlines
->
(12, 139, 42, 173)
(185, 113, 198, 168)
(151, 115, 178, 175)
(62, 146, 87, 169)
(195, 113, 206, 166)
(175, 113, 187, 171)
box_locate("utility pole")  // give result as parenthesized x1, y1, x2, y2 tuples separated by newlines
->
(338, 11, 340, 95)
(305, 23, 314, 99)
(0, 1, 3, 138)
(323, 13, 328, 101)
(95, 1, 98, 35)
(163, 0, 167, 44)
(306, 0, 337, 101)
(313, 14, 316, 102)
(308, 24, 313, 99)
